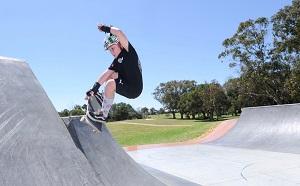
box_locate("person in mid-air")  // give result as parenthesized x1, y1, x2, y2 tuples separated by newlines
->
(86, 24, 143, 122)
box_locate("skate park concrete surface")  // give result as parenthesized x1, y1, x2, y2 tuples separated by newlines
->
(0, 56, 198, 186)
(2, 56, 300, 186)
(128, 104, 300, 185)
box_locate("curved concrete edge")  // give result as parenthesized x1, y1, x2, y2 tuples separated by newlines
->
(210, 104, 300, 154)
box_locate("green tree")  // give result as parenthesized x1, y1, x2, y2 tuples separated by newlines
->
(69, 105, 85, 116)
(149, 107, 157, 115)
(157, 108, 165, 114)
(189, 86, 204, 119)
(272, 0, 300, 54)
(141, 107, 149, 118)
(284, 61, 300, 102)
(219, 17, 291, 105)
(200, 81, 228, 121)
(153, 81, 179, 119)
(110, 102, 139, 121)
(178, 87, 203, 119)
(58, 109, 70, 117)
(223, 78, 242, 115)
(153, 80, 196, 119)
(178, 93, 192, 119)
(272, 0, 300, 103)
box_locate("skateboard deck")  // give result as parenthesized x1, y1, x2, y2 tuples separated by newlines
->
(81, 92, 105, 133)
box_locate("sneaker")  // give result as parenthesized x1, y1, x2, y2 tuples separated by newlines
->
(87, 111, 107, 123)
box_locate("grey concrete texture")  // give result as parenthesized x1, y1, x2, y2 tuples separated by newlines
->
(210, 104, 300, 154)
(0, 57, 167, 186)
(4, 55, 300, 186)
(129, 144, 300, 186)
(61, 116, 82, 127)
(142, 165, 201, 186)
(0, 57, 102, 185)
(128, 102, 300, 185)
(67, 118, 165, 186)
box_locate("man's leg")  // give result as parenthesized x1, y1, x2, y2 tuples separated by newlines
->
(88, 74, 117, 122)
(101, 78, 116, 118)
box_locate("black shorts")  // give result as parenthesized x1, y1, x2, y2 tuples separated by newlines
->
(114, 59, 143, 99)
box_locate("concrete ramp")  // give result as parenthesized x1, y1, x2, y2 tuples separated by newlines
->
(0, 57, 102, 185)
(0, 57, 166, 186)
(128, 104, 300, 185)
(67, 118, 165, 186)
(210, 103, 300, 154)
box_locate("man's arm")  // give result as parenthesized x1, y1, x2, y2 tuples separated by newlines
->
(86, 69, 117, 98)
(97, 69, 115, 85)
(98, 24, 129, 52)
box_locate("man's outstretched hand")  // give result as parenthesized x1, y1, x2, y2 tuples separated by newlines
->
(85, 82, 100, 99)
(97, 24, 104, 32)
(97, 23, 112, 33)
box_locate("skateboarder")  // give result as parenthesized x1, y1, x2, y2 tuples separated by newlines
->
(86, 24, 143, 122)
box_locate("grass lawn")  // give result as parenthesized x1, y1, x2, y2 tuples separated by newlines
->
(107, 114, 238, 147)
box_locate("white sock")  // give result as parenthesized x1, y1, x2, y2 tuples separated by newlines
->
(101, 95, 114, 117)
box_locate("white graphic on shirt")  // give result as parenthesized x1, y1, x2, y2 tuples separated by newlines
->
(118, 57, 123, 63)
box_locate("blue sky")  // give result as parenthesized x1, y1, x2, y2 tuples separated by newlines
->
(1, 0, 292, 111)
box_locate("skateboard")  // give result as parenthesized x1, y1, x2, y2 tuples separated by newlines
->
(81, 92, 104, 133)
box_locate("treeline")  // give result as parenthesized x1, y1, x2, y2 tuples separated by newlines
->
(58, 103, 164, 121)
(153, 80, 231, 120)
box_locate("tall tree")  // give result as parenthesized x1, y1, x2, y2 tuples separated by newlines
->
(58, 109, 70, 117)
(223, 78, 242, 115)
(149, 107, 157, 115)
(178, 87, 203, 119)
(200, 81, 228, 121)
(219, 17, 290, 105)
(153, 80, 196, 119)
(272, 0, 300, 54)
(153, 81, 179, 119)
(272, 0, 300, 102)
(141, 107, 149, 118)
(178, 93, 192, 119)
(110, 102, 139, 121)
(69, 105, 85, 116)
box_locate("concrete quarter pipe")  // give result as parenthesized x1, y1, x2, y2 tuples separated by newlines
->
(128, 104, 300, 185)
(0, 57, 165, 186)
(210, 104, 300, 154)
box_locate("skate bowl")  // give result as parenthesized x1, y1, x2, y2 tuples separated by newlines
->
(128, 104, 300, 185)
(209, 103, 300, 154)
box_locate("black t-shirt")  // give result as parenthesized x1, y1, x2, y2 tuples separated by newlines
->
(108, 42, 142, 86)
